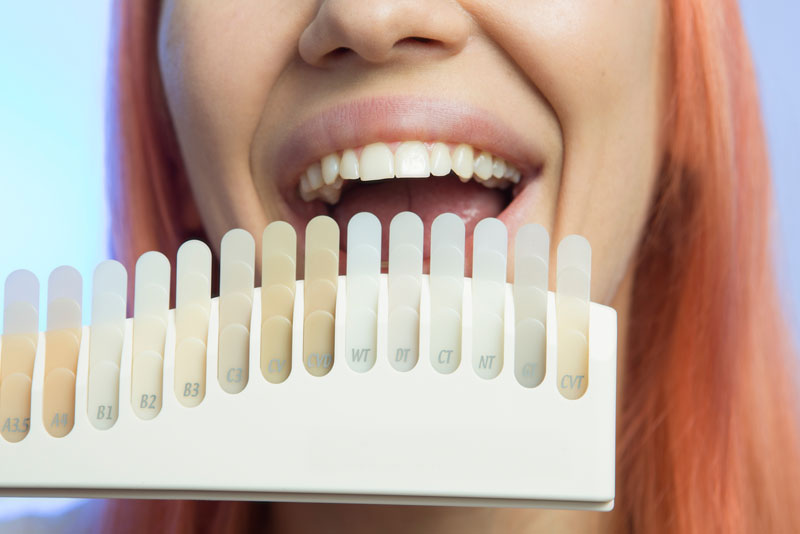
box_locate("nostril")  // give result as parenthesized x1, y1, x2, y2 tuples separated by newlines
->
(320, 46, 352, 62)
(398, 36, 435, 46)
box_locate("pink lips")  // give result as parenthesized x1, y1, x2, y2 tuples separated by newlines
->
(271, 96, 543, 195)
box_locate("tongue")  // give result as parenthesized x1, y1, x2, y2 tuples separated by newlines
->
(330, 175, 508, 258)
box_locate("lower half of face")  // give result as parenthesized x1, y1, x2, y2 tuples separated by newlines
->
(158, 0, 665, 304)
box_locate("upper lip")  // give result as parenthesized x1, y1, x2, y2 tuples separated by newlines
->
(270, 96, 544, 197)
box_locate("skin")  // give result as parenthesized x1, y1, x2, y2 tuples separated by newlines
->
(157, 1, 665, 531)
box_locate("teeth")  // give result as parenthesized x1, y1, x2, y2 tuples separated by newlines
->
(492, 157, 506, 178)
(395, 141, 430, 178)
(430, 142, 451, 176)
(340, 149, 359, 180)
(321, 153, 339, 185)
(451, 144, 474, 181)
(296, 141, 524, 204)
(360, 143, 394, 181)
(473, 150, 493, 181)
(307, 162, 323, 189)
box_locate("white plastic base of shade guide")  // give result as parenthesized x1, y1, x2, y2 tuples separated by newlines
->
(0, 275, 617, 510)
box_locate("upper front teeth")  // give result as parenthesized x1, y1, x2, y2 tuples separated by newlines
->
(298, 142, 522, 203)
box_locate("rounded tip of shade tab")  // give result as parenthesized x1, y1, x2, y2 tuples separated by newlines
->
(3, 269, 39, 311)
(48, 265, 82, 305)
(431, 213, 465, 253)
(557, 235, 591, 275)
(473, 218, 508, 254)
(93, 260, 127, 290)
(347, 212, 381, 246)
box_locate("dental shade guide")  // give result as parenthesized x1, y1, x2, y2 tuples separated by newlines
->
(0, 212, 617, 511)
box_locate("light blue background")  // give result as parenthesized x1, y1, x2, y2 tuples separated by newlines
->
(0, 0, 797, 523)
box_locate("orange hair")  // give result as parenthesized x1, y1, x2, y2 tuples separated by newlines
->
(104, 0, 800, 532)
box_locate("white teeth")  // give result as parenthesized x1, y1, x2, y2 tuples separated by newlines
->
(492, 157, 506, 178)
(451, 144, 474, 181)
(473, 150, 493, 181)
(395, 141, 430, 178)
(340, 149, 359, 180)
(430, 142, 451, 176)
(307, 162, 323, 189)
(360, 143, 394, 181)
(297, 141, 524, 204)
(298, 173, 315, 202)
(321, 153, 339, 185)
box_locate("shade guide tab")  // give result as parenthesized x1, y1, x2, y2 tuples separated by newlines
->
(218, 229, 256, 394)
(87, 260, 127, 429)
(513, 224, 549, 388)
(0, 270, 39, 442)
(429, 213, 465, 374)
(174, 240, 212, 406)
(131, 251, 170, 419)
(387, 212, 424, 372)
(471, 218, 507, 379)
(303, 216, 339, 377)
(345, 212, 381, 373)
(556, 234, 592, 400)
(43, 266, 82, 437)
(261, 221, 297, 384)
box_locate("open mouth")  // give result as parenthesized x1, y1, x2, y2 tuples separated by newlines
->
(270, 98, 545, 263)
(292, 141, 540, 260)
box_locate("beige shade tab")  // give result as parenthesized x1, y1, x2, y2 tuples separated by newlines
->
(2, 270, 39, 429)
(0, 372, 32, 443)
(262, 221, 297, 291)
(44, 328, 81, 376)
(174, 338, 207, 406)
(261, 316, 292, 384)
(303, 310, 335, 377)
(261, 222, 298, 383)
(43, 367, 76, 438)
(43, 266, 82, 440)
(0, 333, 36, 382)
(218, 229, 256, 393)
(261, 285, 294, 321)
(218, 323, 250, 393)
(303, 216, 338, 376)
(556, 235, 591, 400)
(175, 239, 211, 343)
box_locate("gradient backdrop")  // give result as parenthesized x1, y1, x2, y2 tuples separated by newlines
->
(0, 1, 797, 522)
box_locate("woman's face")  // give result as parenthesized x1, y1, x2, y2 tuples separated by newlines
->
(158, 0, 665, 304)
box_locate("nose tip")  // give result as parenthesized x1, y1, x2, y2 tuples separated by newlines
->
(299, 0, 470, 66)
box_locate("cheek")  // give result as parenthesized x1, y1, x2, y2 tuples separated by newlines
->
(157, 1, 312, 239)
(468, 0, 666, 302)
(159, 1, 299, 167)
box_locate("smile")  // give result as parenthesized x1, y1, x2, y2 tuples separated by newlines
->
(270, 97, 546, 258)
(298, 142, 522, 204)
